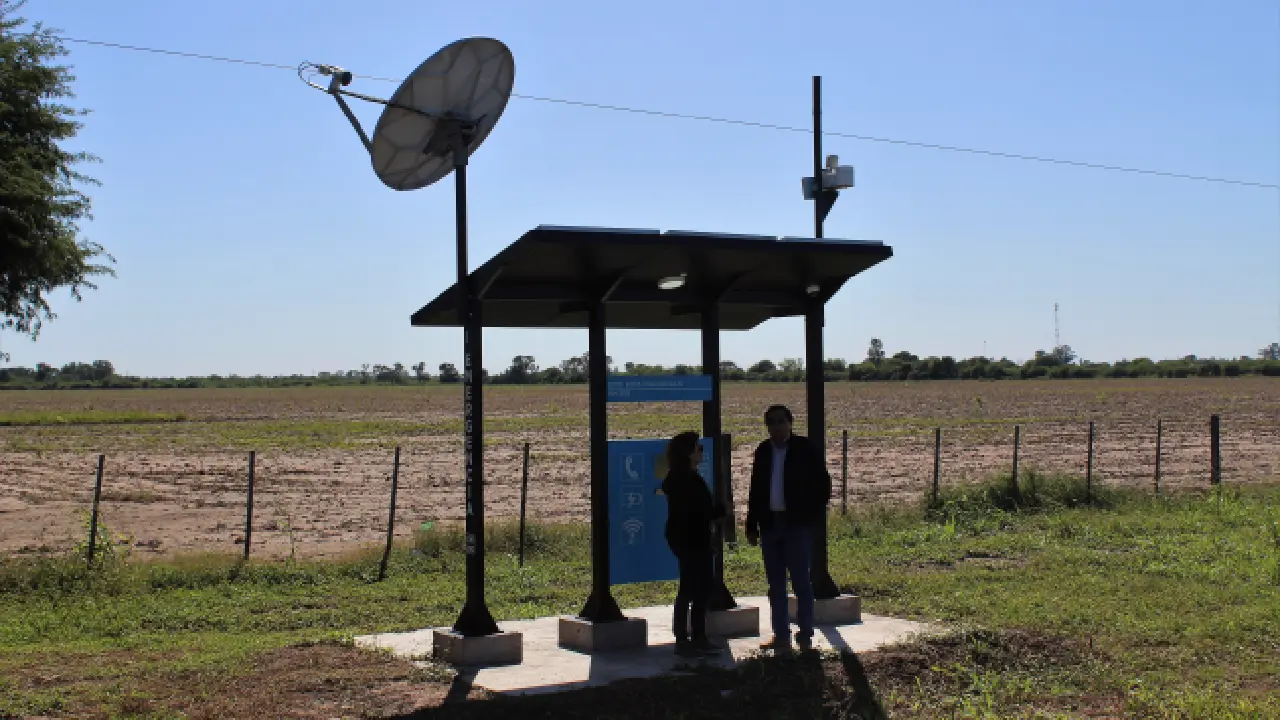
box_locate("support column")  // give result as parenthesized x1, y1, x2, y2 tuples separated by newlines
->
(579, 300, 624, 623)
(702, 302, 737, 611)
(805, 300, 840, 600)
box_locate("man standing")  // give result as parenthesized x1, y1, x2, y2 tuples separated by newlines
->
(745, 404, 832, 652)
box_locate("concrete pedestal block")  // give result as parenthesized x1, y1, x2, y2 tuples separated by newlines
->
(431, 630, 523, 667)
(706, 605, 761, 638)
(557, 616, 648, 652)
(788, 594, 862, 625)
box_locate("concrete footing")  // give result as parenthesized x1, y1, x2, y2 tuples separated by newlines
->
(788, 594, 862, 625)
(557, 616, 648, 652)
(431, 629, 523, 667)
(706, 605, 761, 638)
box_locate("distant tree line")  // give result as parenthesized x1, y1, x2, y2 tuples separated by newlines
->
(3, 341, 1278, 390)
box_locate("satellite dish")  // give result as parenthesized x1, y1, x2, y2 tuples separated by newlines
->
(299, 37, 515, 191)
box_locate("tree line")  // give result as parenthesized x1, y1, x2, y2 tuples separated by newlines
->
(3, 341, 1278, 390)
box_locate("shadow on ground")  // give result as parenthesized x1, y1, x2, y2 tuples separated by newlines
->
(396, 649, 889, 720)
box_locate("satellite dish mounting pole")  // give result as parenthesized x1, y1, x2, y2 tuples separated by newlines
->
(445, 121, 501, 638)
(807, 75, 841, 600)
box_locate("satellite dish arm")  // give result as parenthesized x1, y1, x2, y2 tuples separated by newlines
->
(298, 62, 372, 152)
(331, 92, 372, 153)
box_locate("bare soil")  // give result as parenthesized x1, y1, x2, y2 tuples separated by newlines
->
(2, 378, 1277, 560)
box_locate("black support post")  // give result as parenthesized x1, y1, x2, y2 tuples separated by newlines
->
(580, 298, 624, 622)
(702, 301, 737, 611)
(451, 141, 498, 638)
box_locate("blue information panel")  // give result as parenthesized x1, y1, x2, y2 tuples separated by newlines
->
(607, 375, 714, 403)
(608, 437, 714, 585)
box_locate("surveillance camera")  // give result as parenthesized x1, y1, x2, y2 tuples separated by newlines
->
(825, 155, 839, 171)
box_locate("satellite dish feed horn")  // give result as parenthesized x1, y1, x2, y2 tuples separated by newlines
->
(298, 37, 515, 191)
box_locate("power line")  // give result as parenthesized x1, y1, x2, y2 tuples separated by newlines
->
(59, 35, 1278, 190)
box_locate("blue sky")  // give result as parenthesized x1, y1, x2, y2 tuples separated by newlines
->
(6, 0, 1278, 377)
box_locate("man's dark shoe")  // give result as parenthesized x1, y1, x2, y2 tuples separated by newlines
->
(675, 640, 701, 658)
(692, 638, 723, 656)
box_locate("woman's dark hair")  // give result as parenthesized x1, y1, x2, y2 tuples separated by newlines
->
(764, 404, 793, 423)
(666, 431, 701, 472)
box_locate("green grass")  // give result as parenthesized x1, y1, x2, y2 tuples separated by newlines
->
(0, 409, 188, 426)
(2, 479, 1280, 717)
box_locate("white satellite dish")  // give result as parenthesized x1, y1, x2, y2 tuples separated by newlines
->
(300, 37, 515, 191)
(300, 38, 516, 639)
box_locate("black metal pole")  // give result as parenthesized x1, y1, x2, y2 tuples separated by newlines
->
(518, 442, 530, 568)
(379, 446, 401, 581)
(841, 429, 848, 515)
(1010, 425, 1021, 502)
(703, 301, 737, 611)
(451, 145, 498, 637)
(580, 299, 623, 622)
(1154, 419, 1162, 494)
(932, 427, 942, 505)
(87, 454, 104, 565)
(1210, 414, 1221, 486)
(1086, 421, 1095, 504)
(808, 75, 839, 600)
(243, 450, 255, 562)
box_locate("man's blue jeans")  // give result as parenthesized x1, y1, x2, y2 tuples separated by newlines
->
(761, 513, 814, 643)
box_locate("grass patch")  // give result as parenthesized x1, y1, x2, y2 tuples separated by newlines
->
(0, 409, 187, 426)
(2, 480, 1279, 717)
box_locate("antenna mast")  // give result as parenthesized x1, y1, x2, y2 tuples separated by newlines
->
(1054, 303, 1060, 349)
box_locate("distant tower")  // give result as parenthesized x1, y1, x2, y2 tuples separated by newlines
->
(1054, 303, 1060, 349)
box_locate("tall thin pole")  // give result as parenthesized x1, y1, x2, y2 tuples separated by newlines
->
(1086, 421, 1095, 504)
(518, 442, 530, 568)
(452, 139, 498, 637)
(932, 427, 942, 505)
(841, 429, 848, 515)
(1154, 419, 1162, 494)
(1210, 414, 1221, 486)
(1010, 425, 1021, 502)
(243, 451, 255, 561)
(379, 446, 401, 581)
(87, 454, 105, 565)
(807, 74, 839, 600)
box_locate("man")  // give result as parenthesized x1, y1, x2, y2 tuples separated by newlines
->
(745, 404, 832, 653)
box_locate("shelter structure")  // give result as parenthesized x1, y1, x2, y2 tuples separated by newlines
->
(413, 224, 893, 657)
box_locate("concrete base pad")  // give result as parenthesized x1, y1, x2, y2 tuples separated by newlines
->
(706, 605, 761, 638)
(558, 616, 648, 652)
(788, 594, 862, 625)
(431, 629, 523, 667)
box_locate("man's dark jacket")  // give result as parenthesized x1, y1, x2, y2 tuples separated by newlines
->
(663, 468, 718, 555)
(745, 433, 832, 535)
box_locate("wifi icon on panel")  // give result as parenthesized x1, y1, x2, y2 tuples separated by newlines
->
(622, 517, 644, 545)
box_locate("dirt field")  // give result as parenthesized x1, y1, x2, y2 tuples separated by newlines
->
(2, 378, 1277, 560)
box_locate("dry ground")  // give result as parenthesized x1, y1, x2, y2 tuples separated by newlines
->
(2, 378, 1277, 560)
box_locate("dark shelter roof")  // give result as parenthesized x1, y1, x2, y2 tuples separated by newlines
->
(410, 225, 894, 331)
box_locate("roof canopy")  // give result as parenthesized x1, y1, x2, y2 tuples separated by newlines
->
(410, 225, 894, 331)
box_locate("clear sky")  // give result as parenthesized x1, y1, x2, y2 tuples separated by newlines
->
(5, 0, 1278, 377)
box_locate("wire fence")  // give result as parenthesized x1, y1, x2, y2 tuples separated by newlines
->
(5, 414, 1277, 566)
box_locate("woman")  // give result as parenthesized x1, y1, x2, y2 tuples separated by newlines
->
(662, 431, 724, 657)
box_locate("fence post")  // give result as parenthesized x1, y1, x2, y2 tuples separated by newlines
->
(932, 427, 942, 505)
(87, 454, 105, 565)
(243, 451, 255, 561)
(841, 429, 849, 515)
(518, 442, 530, 568)
(379, 446, 401, 581)
(1210, 414, 1221, 485)
(1154, 419, 1162, 494)
(1010, 425, 1022, 501)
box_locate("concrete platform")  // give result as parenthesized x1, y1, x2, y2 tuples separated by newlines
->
(431, 629, 523, 667)
(706, 605, 761, 638)
(788, 594, 862, 625)
(355, 596, 933, 697)
(558, 616, 648, 652)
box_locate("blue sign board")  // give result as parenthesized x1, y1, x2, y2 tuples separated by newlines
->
(608, 437, 714, 585)
(607, 375, 714, 403)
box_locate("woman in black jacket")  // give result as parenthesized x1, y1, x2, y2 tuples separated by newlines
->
(662, 431, 724, 657)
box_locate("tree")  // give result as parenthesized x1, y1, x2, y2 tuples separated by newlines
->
(866, 338, 885, 366)
(438, 362, 460, 383)
(503, 355, 538, 384)
(1, 3, 114, 338)
(1051, 345, 1077, 365)
(748, 359, 776, 374)
(1259, 343, 1280, 361)
(412, 361, 429, 383)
